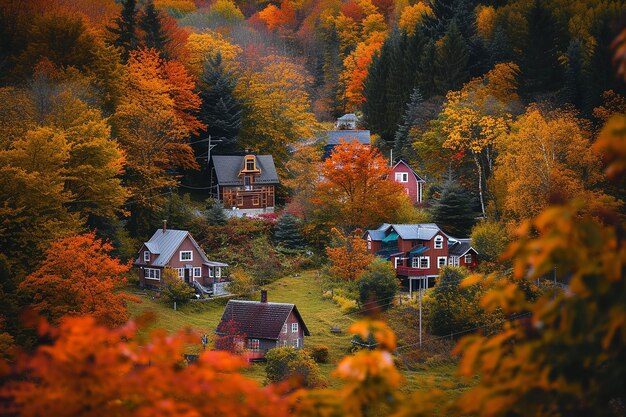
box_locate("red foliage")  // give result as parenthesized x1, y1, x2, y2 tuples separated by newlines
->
(340, 0, 364, 22)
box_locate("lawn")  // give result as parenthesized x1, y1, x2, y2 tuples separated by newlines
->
(125, 270, 470, 395)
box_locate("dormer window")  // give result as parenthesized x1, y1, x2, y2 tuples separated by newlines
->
(243, 155, 257, 172)
(143, 251, 150, 262)
(434, 236, 444, 249)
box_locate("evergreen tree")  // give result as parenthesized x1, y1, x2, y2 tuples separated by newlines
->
(418, 40, 438, 98)
(206, 199, 227, 226)
(198, 53, 242, 153)
(106, 0, 139, 61)
(423, 0, 477, 40)
(362, 39, 392, 142)
(274, 213, 304, 249)
(434, 21, 470, 94)
(393, 88, 423, 162)
(139, 0, 170, 57)
(559, 39, 586, 109)
(430, 180, 475, 236)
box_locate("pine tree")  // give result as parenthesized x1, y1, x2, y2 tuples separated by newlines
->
(393, 88, 423, 162)
(274, 213, 304, 249)
(423, 0, 477, 40)
(206, 199, 227, 226)
(362, 41, 391, 142)
(434, 21, 470, 94)
(139, 0, 170, 57)
(106, 0, 139, 62)
(430, 180, 475, 236)
(559, 39, 586, 109)
(198, 53, 242, 153)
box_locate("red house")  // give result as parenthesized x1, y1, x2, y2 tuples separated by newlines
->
(215, 290, 310, 361)
(134, 222, 229, 296)
(390, 160, 425, 204)
(364, 223, 478, 290)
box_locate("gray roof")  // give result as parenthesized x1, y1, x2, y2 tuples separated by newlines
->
(140, 229, 210, 267)
(366, 230, 386, 241)
(216, 300, 310, 339)
(212, 155, 279, 186)
(320, 130, 371, 145)
(366, 224, 447, 241)
(337, 113, 358, 121)
(449, 239, 477, 256)
(392, 160, 425, 183)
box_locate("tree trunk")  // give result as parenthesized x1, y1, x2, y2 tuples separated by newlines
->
(473, 153, 486, 218)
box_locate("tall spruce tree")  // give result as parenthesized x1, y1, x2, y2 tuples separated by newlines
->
(274, 213, 304, 249)
(434, 21, 470, 94)
(559, 39, 586, 109)
(430, 180, 476, 236)
(139, 0, 170, 57)
(106, 0, 139, 61)
(393, 88, 423, 162)
(198, 53, 242, 153)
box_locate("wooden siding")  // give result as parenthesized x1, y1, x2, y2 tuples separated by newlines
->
(220, 185, 275, 209)
(390, 163, 422, 204)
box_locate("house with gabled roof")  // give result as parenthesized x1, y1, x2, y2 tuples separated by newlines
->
(215, 290, 310, 360)
(364, 223, 478, 289)
(212, 154, 279, 214)
(134, 221, 229, 295)
(318, 130, 371, 159)
(335, 113, 359, 129)
(390, 160, 426, 204)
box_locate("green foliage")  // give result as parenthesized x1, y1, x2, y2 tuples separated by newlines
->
(434, 21, 470, 95)
(308, 345, 330, 364)
(205, 198, 227, 226)
(430, 180, 476, 236)
(274, 213, 304, 250)
(139, 0, 171, 57)
(265, 347, 326, 388)
(357, 259, 399, 312)
(470, 220, 509, 264)
(394, 88, 424, 162)
(161, 268, 196, 305)
(106, 0, 139, 61)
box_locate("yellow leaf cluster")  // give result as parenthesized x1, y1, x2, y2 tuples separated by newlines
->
(399, 2, 432, 36)
(187, 31, 242, 75)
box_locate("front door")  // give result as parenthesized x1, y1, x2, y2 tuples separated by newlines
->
(184, 268, 190, 283)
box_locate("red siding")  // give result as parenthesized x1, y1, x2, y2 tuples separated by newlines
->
(390, 162, 423, 204)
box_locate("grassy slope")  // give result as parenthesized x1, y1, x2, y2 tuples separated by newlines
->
(125, 270, 468, 395)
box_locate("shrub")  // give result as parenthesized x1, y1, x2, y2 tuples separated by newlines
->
(161, 268, 196, 305)
(227, 268, 255, 297)
(265, 347, 326, 388)
(357, 259, 399, 312)
(308, 345, 329, 364)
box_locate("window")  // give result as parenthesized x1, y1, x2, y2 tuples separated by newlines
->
(437, 257, 447, 269)
(144, 268, 161, 280)
(282, 324, 288, 333)
(419, 257, 430, 269)
(244, 176, 251, 190)
(237, 195, 244, 206)
(245, 156, 256, 171)
(434, 236, 444, 249)
(291, 323, 298, 333)
(394, 257, 402, 268)
(464, 254, 472, 263)
(450, 256, 459, 267)
(412, 257, 420, 268)
(395, 172, 409, 182)
(193, 267, 201, 277)
(248, 339, 260, 351)
(282, 340, 288, 347)
(216, 267, 221, 278)
(367, 236, 371, 250)
(143, 251, 150, 262)
(292, 339, 299, 348)
(208, 267, 213, 277)
(180, 251, 192, 261)
(252, 195, 260, 206)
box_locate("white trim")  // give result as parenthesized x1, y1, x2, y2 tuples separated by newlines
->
(418, 257, 430, 269)
(193, 267, 201, 277)
(395, 172, 409, 183)
(412, 257, 420, 268)
(179, 251, 193, 261)
(434, 235, 444, 249)
(144, 268, 161, 280)
(248, 339, 260, 351)
(176, 268, 184, 278)
(143, 251, 150, 262)
(437, 256, 447, 269)
(216, 267, 221, 278)
(292, 338, 300, 348)
(464, 254, 473, 263)
(282, 324, 288, 333)
(291, 322, 298, 333)
(208, 267, 213, 277)
(394, 257, 401, 268)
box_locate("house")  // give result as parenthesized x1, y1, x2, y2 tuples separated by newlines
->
(134, 221, 229, 295)
(335, 113, 359, 129)
(390, 160, 426, 204)
(364, 223, 478, 289)
(318, 130, 371, 159)
(215, 290, 310, 360)
(212, 154, 279, 215)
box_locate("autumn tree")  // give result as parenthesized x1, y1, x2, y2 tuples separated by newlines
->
(326, 228, 374, 282)
(357, 259, 398, 312)
(161, 267, 195, 305)
(18, 232, 130, 327)
(107, 0, 139, 61)
(283, 143, 322, 221)
(313, 140, 411, 229)
(139, 0, 171, 57)
(265, 347, 326, 388)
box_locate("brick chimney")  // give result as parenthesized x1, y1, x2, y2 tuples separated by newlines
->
(162, 220, 167, 233)
(260, 290, 267, 303)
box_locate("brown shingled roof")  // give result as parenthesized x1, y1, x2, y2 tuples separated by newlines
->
(216, 300, 310, 340)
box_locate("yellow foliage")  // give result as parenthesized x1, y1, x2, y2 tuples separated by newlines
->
(154, 0, 196, 13)
(209, 0, 245, 22)
(399, 2, 432, 36)
(475, 5, 496, 40)
(187, 31, 242, 75)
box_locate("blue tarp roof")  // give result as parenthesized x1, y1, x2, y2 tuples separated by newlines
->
(409, 246, 429, 256)
(382, 232, 399, 243)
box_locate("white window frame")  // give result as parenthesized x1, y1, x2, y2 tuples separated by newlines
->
(208, 267, 213, 277)
(216, 267, 221, 278)
(193, 267, 201, 277)
(292, 338, 299, 348)
(144, 268, 161, 280)
(143, 251, 150, 262)
(419, 257, 430, 269)
(464, 254, 472, 263)
(395, 172, 409, 182)
(179, 251, 193, 261)
(367, 235, 372, 250)
(176, 268, 184, 278)
(248, 339, 260, 351)
(412, 257, 420, 268)
(437, 256, 447, 269)
(394, 257, 402, 268)
(282, 340, 288, 347)
(434, 236, 444, 249)
(282, 324, 288, 333)
(291, 323, 298, 333)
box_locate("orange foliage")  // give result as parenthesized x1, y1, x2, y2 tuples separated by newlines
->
(341, 0, 364, 21)
(259, 0, 297, 32)
(341, 31, 385, 110)
(18, 233, 131, 328)
(326, 228, 375, 281)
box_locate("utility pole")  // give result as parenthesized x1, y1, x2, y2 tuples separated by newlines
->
(419, 276, 423, 348)
(206, 135, 222, 197)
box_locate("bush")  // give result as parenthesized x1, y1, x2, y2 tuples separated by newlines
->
(357, 259, 399, 312)
(308, 345, 329, 364)
(265, 347, 326, 388)
(332, 294, 359, 314)
(227, 268, 255, 297)
(161, 268, 196, 305)
(470, 220, 510, 264)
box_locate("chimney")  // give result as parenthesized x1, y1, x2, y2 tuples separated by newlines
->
(162, 220, 167, 233)
(260, 290, 267, 303)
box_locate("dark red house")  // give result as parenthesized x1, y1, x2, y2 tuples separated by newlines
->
(215, 291, 310, 360)
(134, 222, 229, 295)
(389, 160, 425, 204)
(212, 154, 279, 215)
(364, 223, 478, 289)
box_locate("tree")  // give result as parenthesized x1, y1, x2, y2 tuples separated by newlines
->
(226, 268, 255, 297)
(265, 347, 326, 388)
(326, 228, 375, 282)
(430, 180, 476, 237)
(161, 268, 196, 305)
(206, 198, 227, 226)
(18, 232, 130, 327)
(470, 220, 509, 265)
(106, 0, 139, 61)
(394, 88, 424, 162)
(139, 0, 171, 57)
(198, 53, 242, 153)
(434, 21, 470, 94)
(274, 213, 304, 249)
(313, 141, 410, 229)
(357, 259, 398, 312)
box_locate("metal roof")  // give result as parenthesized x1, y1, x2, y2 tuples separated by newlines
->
(392, 160, 426, 183)
(337, 113, 358, 121)
(449, 239, 477, 256)
(212, 155, 279, 186)
(320, 130, 371, 145)
(142, 229, 210, 267)
(366, 230, 386, 241)
(216, 300, 310, 340)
